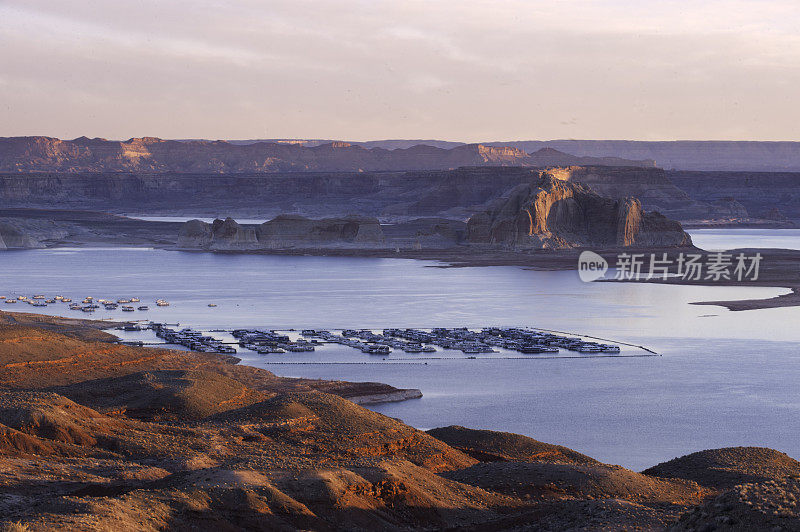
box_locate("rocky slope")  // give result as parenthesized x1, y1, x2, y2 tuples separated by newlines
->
(467, 175, 692, 249)
(0, 136, 652, 174)
(669, 478, 800, 531)
(668, 170, 800, 221)
(645, 447, 800, 531)
(0, 218, 69, 249)
(0, 165, 746, 223)
(0, 314, 799, 530)
(427, 425, 599, 465)
(0, 209, 183, 250)
(643, 447, 800, 490)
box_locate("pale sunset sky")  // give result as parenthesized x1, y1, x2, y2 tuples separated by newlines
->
(1, 0, 799, 141)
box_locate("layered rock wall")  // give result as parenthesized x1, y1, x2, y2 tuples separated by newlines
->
(256, 215, 385, 249)
(467, 176, 692, 249)
(178, 215, 385, 250)
(177, 217, 258, 250)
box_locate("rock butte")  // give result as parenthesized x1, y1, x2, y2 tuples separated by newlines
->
(466, 175, 692, 249)
(177, 215, 386, 251)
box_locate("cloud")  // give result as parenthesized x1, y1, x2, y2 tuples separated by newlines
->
(1, 0, 799, 140)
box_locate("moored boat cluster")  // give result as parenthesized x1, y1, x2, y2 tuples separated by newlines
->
(301, 327, 621, 355)
(152, 324, 236, 354)
(1, 294, 168, 313)
(232, 329, 316, 354)
(135, 324, 622, 357)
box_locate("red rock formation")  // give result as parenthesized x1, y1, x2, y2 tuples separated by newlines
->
(467, 175, 692, 249)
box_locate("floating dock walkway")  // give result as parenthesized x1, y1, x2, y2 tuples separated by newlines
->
(119, 324, 659, 360)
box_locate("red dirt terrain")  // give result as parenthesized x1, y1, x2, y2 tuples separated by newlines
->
(0, 313, 798, 530)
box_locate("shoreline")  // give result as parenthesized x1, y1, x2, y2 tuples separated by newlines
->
(0, 310, 426, 406)
(5, 241, 800, 311)
(2, 309, 797, 529)
(190, 245, 800, 311)
(681, 220, 796, 229)
(690, 285, 800, 311)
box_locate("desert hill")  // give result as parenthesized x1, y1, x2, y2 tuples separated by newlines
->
(1, 314, 799, 529)
(427, 425, 598, 465)
(0, 315, 415, 402)
(644, 447, 800, 489)
(670, 478, 800, 531)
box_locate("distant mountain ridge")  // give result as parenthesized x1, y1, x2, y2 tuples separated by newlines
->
(0, 136, 652, 173)
(483, 140, 800, 172)
(199, 138, 800, 171)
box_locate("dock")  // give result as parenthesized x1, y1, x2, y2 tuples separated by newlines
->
(117, 324, 658, 360)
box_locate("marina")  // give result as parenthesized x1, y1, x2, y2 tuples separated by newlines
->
(1, 249, 798, 469)
(127, 323, 631, 358)
(3, 292, 631, 358)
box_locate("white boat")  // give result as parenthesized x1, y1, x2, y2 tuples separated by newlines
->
(579, 345, 603, 353)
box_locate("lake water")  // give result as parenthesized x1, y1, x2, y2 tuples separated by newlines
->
(1, 247, 799, 470)
(128, 215, 269, 225)
(688, 228, 800, 251)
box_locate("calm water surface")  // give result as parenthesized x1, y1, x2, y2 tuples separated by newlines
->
(1, 247, 798, 470)
(688, 228, 800, 251)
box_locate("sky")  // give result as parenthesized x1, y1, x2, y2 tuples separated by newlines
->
(1, 0, 799, 142)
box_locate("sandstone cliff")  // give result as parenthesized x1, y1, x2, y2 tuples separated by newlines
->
(0, 221, 37, 248)
(0, 136, 651, 173)
(256, 214, 384, 248)
(0, 219, 69, 249)
(381, 218, 467, 249)
(467, 175, 692, 249)
(177, 217, 258, 250)
(178, 215, 386, 250)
